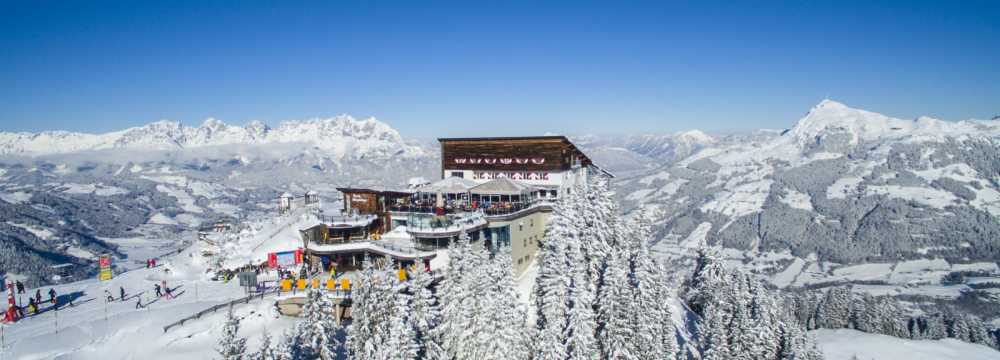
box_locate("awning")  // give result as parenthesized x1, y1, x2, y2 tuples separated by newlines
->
(469, 177, 537, 195)
(422, 176, 479, 194)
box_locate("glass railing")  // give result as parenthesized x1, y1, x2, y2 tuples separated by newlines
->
(405, 212, 487, 232)
(321, 213, 378, 225)
(389, 198, 556, 216)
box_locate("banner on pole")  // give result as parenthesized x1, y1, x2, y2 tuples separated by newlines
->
(98, 254, 113, 281)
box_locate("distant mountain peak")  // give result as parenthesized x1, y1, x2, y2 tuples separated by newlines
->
(0, 115, 423, 159)
(789, 100, 998, 151)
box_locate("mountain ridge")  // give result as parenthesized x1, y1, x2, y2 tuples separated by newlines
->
(0, 115, 424, 159)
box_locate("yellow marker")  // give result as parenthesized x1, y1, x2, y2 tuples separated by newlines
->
(311, 279, 320, 289)
(296, 279, 306, 290)
(281, 280, 292, 292)
(340, 278, 350, 290)
(398, 268, 407, 281)
(326, 279, 335, 290)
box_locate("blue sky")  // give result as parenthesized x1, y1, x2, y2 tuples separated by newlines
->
(1, 1, 998, 139)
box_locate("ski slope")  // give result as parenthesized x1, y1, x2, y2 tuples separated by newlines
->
(2, 235, 295, 359)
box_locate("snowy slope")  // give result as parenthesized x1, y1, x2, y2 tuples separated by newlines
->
(813, 328, 1000, 360)
(624, 99, 1000, 265)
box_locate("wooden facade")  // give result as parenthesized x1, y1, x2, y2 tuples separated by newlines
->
(437, 136, 592, 178)
(341, 190, 381, 214)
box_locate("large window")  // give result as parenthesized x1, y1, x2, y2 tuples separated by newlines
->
(450, 171, 464, 178)
(489, 225, 510, 251)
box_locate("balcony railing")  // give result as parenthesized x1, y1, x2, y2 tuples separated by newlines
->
(389, 198, 555, 217)
(405, 212, 488, 233)
(322, 214, 378, 226)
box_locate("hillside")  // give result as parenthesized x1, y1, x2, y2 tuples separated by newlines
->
(621, 100, 1000, 264)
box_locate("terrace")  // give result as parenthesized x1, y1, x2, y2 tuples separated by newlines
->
(387, 177, 556, 217)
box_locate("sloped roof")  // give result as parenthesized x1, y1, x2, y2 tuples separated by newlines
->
(469, 177, 536, 195)
(423, 176, 479, 193)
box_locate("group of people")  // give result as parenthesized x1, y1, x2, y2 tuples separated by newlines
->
(104, 280, 176, 310)
(5, 287, 59, 321)
(145, 258, 158, 268)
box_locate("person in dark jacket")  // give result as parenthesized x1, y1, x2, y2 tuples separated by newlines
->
(15, 280, 24, 294)
(120, 286, 126, 301)
(35, 289, 42, 304)
(154, 284, 162, 297)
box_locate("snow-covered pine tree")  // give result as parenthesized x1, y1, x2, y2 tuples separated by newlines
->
(218, 306, 248, 360)
(685, 248, 728, 315)
(407, 260, 445, 359)
(699, 301, 732, 360)
(435, 233, 481, 360)
(596, 247, 639, 360)
(577, 175, 615, 288)
(347, 258, 394, 360)
(383, 268, 419, 360)
(564, 241, 599, 360)
(256, 332, 278, 360)
(296, 289, 340, 360)
(480, 247, 530, 360)
(627, 209, 678, 360)
(815, 286, 852, 329)
(532, 188, 575, 360)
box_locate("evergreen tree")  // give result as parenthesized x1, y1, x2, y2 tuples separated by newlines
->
(384, 274, 419, 360)
(481, 247, 530, 360)
(596, 247, 639, 360)
(218, 306, 248, 360)
(436, 233, 485, 359)
(564, 245, 599, 360)
(408, 260, 445, 359)
(294, 289, 340, 360)
(815, 286, 852, 329)
(532, 189, 575, 360)
(348, 258, 402, 360)
(256, 332, 278, 360)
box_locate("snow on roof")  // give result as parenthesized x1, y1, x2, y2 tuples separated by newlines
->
(305, 190, 318, 195)
(469, 177, 537, 195)
(279, 192, 293, 198)
(422, 176, 479, 193)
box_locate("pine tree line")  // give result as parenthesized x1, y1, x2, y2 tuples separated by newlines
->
(534, 176, 678, 360)
(684, 249, 824, 360)
(787, 286, 999, 349)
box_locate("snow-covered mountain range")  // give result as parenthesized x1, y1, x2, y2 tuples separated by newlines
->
(620, 100, 1000, 264)
(0, 115, 425, 160)
(3, 100, 1000, 287)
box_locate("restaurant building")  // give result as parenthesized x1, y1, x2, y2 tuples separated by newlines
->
(299, 136, 610, 276)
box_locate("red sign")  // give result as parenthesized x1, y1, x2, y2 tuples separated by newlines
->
(267, 249, 303, 269)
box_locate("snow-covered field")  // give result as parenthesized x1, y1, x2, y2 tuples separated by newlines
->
(814, 329, 1000, 360)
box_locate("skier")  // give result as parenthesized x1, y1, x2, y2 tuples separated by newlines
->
(15, 280, 24, 294)
(105, 290, 114, 303)
(120, 286, 126, 301)
(164, 285, 174, 300)
(27, 298, 37, 315)
(134, 294, 143, 309)
(154, 283, 162, 297)
(48, 288, 57, 304)
(34, 289, 42, 304)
